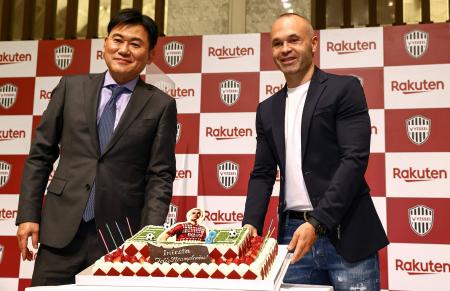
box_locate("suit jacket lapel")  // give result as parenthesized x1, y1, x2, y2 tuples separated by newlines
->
(301, 67, 328, 160)
(84, 73, 105, 156)
(101, 78, 153, 155)
(272, 86, 287, 172)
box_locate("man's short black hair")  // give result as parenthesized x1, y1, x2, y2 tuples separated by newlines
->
(107, 8, 159, 49)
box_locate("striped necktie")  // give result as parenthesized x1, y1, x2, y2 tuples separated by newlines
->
(83, 85, 129, 222)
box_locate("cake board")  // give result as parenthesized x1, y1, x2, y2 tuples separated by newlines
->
(75, 245, 290, 291)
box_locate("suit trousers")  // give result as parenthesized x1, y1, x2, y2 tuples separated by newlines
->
(280, 214, 380, 291)
(31, 219, 104, 286)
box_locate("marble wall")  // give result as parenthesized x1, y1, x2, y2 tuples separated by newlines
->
(165, 0, 230, 36)
(245, 0, 311, 33)
(165, 0, 311, 35)
(4, 0, 448, 40)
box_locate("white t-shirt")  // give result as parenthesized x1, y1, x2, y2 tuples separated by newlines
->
(284, 81, 313, 211)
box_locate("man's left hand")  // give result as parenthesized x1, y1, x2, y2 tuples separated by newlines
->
(287, 222, 317, 264)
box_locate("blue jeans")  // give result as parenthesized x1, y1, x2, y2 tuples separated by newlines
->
(280, 216, 380, 291)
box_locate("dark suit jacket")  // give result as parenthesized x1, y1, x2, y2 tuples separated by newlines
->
(16, 73, 177, 249)
(243, 67, 388, 262)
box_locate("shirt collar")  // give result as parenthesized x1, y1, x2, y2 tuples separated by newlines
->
(103, 71, 139, 92)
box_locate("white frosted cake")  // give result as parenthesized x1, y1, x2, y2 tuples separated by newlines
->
(92, 225, 278, 280)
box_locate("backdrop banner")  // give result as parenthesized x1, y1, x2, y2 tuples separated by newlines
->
(1, 23, 449, 291)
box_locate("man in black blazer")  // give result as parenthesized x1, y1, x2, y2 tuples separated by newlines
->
(243, 13, 388, 290)
(15, 9, 177, 286)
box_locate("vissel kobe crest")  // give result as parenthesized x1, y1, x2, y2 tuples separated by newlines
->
(404, 30, 429, 58)
(54, 44, 74, 70)
(217, 160, 239, 189)
(408, 205, 434, 236)
(219, 79, 241, 106)
(406, 115, 431, 145)
(0, 161, 11, 188)
(164, 41, 184, 67)
(0, 83, 18, 109)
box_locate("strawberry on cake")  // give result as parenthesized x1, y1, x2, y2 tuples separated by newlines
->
(92, 208, 278, 280)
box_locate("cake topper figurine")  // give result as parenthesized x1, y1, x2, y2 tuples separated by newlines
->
(159, 207, 208, 242)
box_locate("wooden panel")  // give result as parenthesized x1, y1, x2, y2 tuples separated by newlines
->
(43, 0, 57, 39)
(342, 0, 353, 28)
(155, 0, 165, 35)
(22, 0, 37, 40)
(0, 0, 13, 40)
(65, 0, 79, 39)
(367, 0, 379, 27)
(393, 0, 406, 25)
(110, 0, 122, 20)
(133, 0, 143, 12)
(87, 0, 100, 38)
(420, 0, 432, 24)
(315, 0, 326, 29)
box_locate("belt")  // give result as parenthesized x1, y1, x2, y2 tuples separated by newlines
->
(286, 210, 309, 220)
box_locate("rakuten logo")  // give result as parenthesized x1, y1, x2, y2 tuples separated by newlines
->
(205, 126, 253, 140)
(0, 52, 32, 65)
(0, 208, 17, 221)
(204, 210, 243, 224)
(175, 169, 192, 180)
(0, 129, 26, 141)
(326, 40, 376, 54)
(208, 46, 254, 60)
(396, 259, 450, 275)
(39, 90, 52, 100)
(391, 80, 445, 94)
(96, 50, 104, 60)
(265, 84, 284, 95)
(393, 167, 448, 182)
(371, 125, 378, 135)
(164, 87, 195, 99)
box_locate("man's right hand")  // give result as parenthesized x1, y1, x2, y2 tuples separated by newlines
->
(243, 224, 258, 236)
(17, 222, 39, 261)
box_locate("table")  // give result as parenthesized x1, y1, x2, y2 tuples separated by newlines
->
(25, 245, 333, 291)
(26, 284, 333, 291)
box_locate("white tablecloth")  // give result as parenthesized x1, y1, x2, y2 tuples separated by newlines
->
(26, 284, 333, 291)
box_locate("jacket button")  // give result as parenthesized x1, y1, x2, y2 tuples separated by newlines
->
(85, 184, 91, 191)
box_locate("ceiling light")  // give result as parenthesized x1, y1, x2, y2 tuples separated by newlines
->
(283, 2, 292, 9)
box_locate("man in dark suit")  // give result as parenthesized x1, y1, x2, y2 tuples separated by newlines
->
(15, 9, 177, 286)
(243, 13, 388, 290)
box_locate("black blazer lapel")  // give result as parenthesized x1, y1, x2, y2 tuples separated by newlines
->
(84, 73, 105, 157)
(102, 79, 153, 155)
(301, 67, 328, 161)
(272, 86, 287, 172)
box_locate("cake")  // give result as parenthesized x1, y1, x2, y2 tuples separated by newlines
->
(92, 225, 278, 280)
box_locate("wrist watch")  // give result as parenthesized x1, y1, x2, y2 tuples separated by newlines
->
(305, 214, 327, 236)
